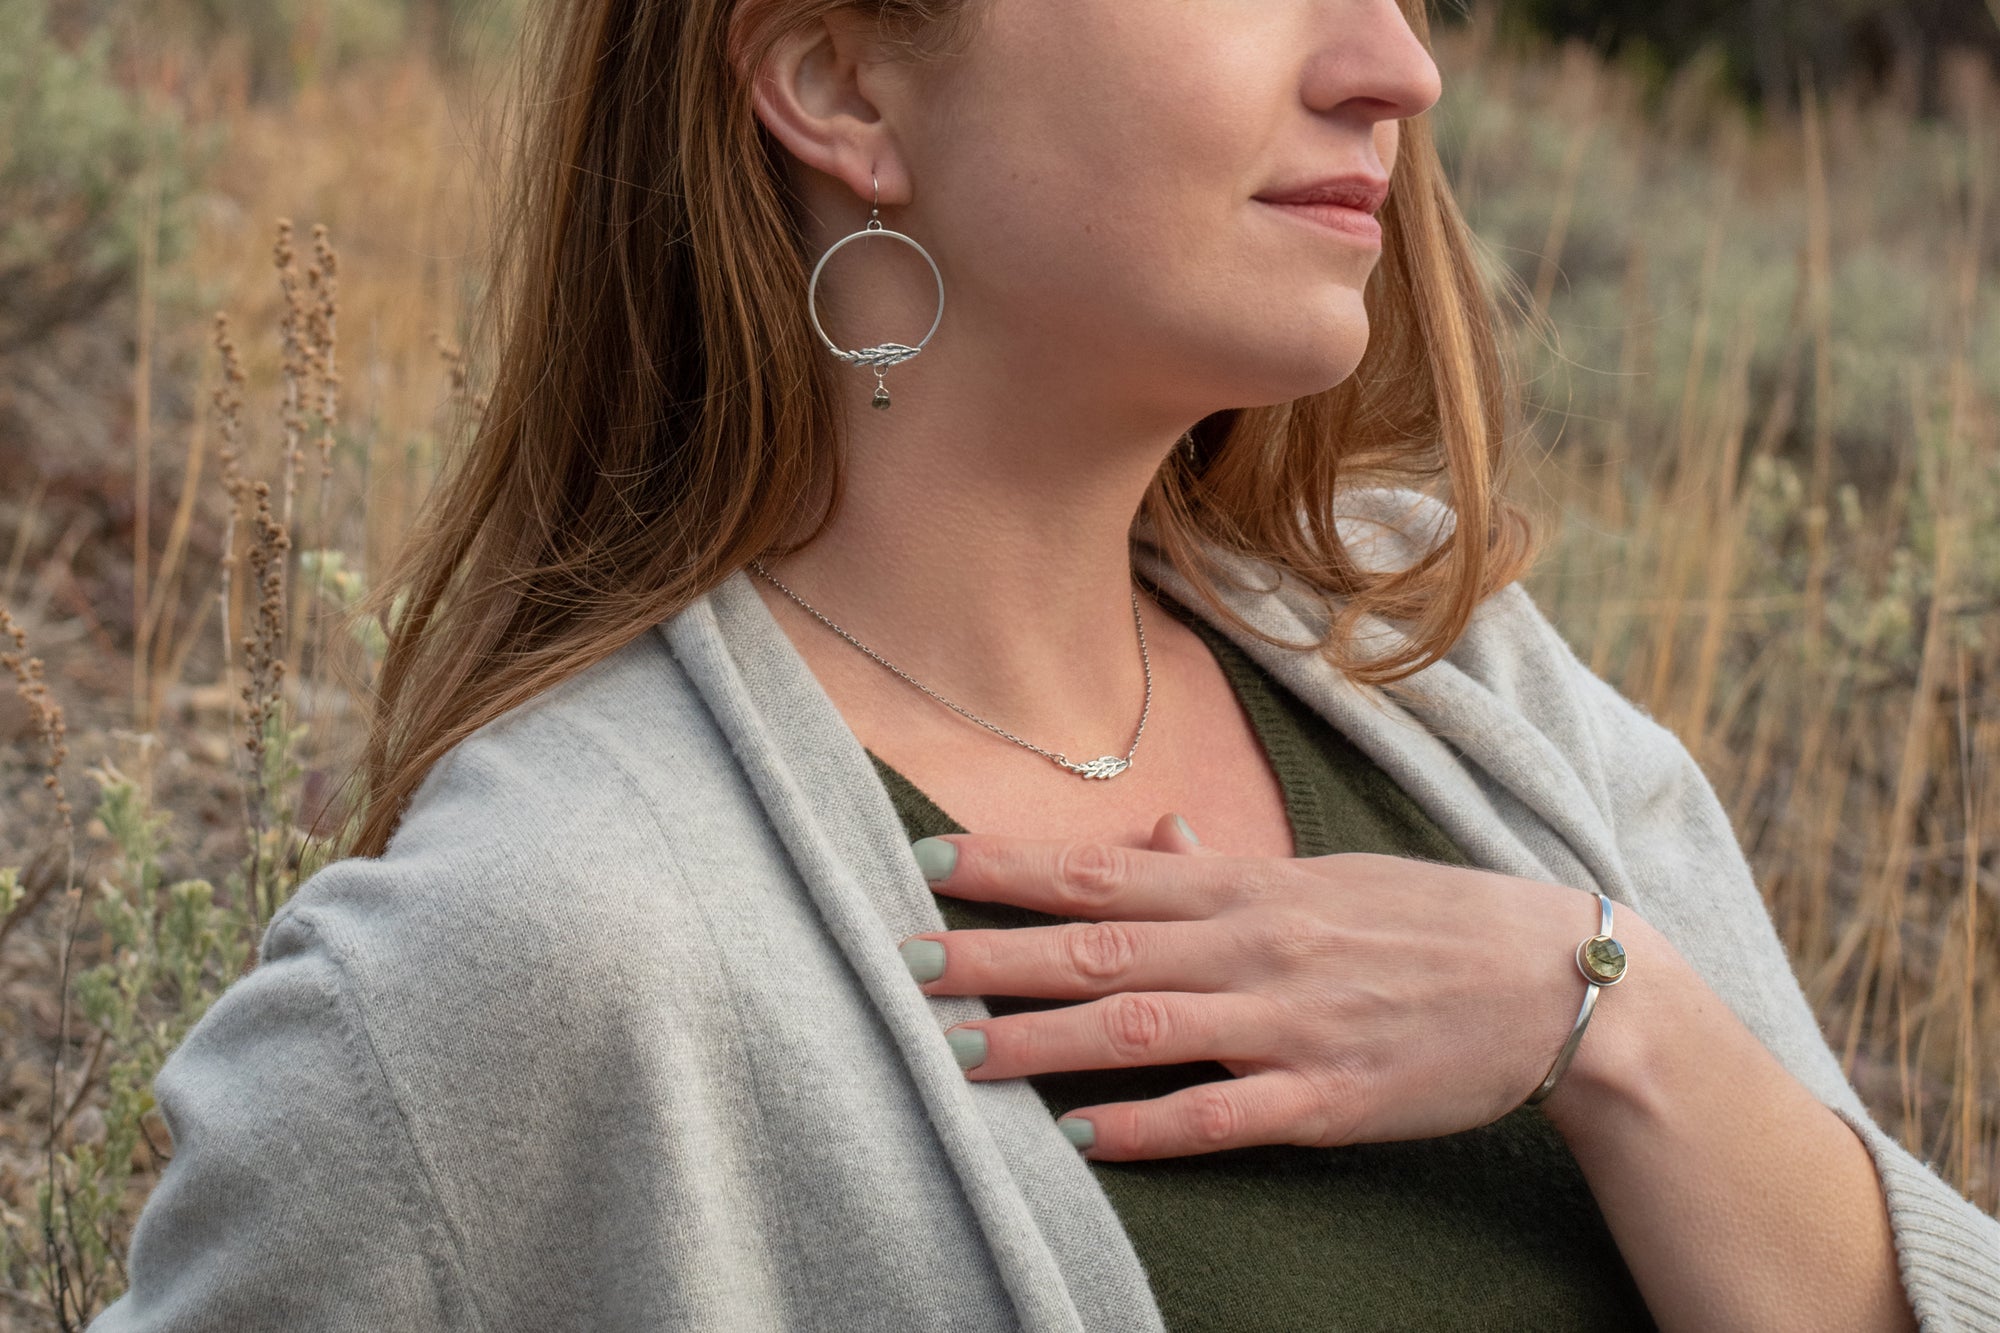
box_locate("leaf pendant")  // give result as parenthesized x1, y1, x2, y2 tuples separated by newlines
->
(1072, 755, 1130, 779)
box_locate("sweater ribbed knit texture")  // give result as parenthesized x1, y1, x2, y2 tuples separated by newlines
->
(867, 594, 1656, 1331)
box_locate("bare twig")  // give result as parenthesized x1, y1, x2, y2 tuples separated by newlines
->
(0, 606, 84, 1329)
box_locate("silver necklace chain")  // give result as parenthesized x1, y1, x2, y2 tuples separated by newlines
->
(746, 560, 1153, 779)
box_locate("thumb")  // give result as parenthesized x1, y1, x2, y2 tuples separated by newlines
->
(1149, 811, 1214, 855)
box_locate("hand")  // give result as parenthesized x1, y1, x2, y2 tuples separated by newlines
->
(898, 815, 1659, 1161)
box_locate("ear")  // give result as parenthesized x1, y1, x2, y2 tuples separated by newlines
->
(740, 11, 914, 214)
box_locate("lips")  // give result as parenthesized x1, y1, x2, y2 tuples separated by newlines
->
(1254, 177, 1390, 215)
(1258, 198, 1384, 245)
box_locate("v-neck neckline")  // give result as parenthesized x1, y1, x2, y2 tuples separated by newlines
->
(861, 588, 1325, 860)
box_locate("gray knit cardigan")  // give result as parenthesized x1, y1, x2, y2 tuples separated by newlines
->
(91, 489, 2000, 1331)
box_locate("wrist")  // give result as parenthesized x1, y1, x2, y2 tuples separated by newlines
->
(1532, 908, 1689, 1144)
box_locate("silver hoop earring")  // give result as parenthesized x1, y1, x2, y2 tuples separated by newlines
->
(805, 172, 945, 411)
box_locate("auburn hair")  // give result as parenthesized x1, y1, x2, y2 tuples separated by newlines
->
(346, 0, 1541, 858)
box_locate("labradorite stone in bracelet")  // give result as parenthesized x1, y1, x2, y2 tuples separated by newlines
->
(1581, 935, 1627, 984)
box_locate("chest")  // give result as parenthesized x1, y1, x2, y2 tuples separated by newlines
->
(778, 607, 1300, 861)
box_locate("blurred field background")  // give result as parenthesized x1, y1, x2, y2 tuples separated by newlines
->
(0, 0, 1996, 1324)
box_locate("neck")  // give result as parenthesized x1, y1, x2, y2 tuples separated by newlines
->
(751, 369, 1199, 754)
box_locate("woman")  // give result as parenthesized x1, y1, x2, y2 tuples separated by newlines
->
(95, 1, 2000, 1330)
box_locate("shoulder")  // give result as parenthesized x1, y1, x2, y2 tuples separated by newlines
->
(1323, 485, 1573, 702)
(280, 622, 757, 1020)
(1327, 483, 1460, 569)
(105, 627, 760, 1329)
(393, 623, 727, 856)
(1320, 486, 1684, 793)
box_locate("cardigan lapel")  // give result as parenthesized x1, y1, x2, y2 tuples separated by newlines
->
(659, 569, 1166, 1333)
(1129, 532, 1650, 919)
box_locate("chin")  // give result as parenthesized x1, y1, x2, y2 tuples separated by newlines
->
(1270, 329, 1373, 399)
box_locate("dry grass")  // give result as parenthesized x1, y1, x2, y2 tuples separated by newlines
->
(1449, 20, 2000, 1205)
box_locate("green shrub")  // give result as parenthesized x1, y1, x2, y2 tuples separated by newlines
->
(0, 0, 204, 353)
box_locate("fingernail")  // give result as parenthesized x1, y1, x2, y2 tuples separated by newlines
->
(945, 1026, 987, 1070)
(1172, 814, 1199, 845)
(900, 938, 946, 983)
(912, 837, 957, 882)
(1058, 1117, 1095, 1151)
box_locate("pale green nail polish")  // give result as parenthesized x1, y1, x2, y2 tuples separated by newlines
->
(912, 837, 957, 882)
(900, 938, 945, 983)
(1172, 814, 1199, 845)
(946, 1027, 986, 1070)
(1058, 1117, 1095, 1151)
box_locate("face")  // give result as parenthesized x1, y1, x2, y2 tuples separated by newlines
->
(768, 0, 1441, 422)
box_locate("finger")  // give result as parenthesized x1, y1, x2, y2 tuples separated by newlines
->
(948, 989, 1275, 1082)
(1057, 1070, 1331, 1161)
(913, 832, 1273, 921)
(1148, 811, 1219, 856)
(905, 918, 1247, 999)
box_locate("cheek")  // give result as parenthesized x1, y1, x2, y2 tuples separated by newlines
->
(910, 0, 1372, 397)
(922, 36, 1272, 334)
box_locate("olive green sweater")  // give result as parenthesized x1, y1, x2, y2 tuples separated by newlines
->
(866, 596, 1657, 1332)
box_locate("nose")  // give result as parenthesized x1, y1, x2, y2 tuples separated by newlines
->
(1300, 0, 1443, 125)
